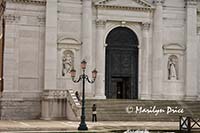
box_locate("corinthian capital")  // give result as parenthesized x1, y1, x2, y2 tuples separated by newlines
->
(185, 0, 197, 6)
(153, 0, 165, 5)
(142, 22, 150, 31)
(96, 19, 106, 27)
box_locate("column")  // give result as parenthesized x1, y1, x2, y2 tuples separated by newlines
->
(95, 19, 106, 99)
(81, 0, 93, 97)
(152, 0, 164, 99)
(41, 0, 58, 119)
(198, 28, 200, 100)
(141, 22, 151, 99)
(185, 0, 198, 100)
(44, 0, 57, 90)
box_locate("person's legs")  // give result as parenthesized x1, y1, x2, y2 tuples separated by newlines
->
(94, 114, 97, 122)
(92, 114, 94, 122)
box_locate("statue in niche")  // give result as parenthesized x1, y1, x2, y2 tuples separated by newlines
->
(167, 55, 178, 80)
(62, 51, 73, 76)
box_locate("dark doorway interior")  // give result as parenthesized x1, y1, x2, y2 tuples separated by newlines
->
(105, 27, 139, 99)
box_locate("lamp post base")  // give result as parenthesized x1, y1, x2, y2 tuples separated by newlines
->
(78, 123, 88, 130)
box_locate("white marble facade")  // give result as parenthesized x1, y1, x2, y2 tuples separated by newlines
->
(0, 0, 200, 119)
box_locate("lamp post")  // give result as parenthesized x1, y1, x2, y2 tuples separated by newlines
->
(70, 59, 97, 130)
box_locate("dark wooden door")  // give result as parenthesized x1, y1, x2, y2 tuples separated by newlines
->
(105, 27, 138, 99)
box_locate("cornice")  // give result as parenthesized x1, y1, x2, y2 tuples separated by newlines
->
(6, 0, 46, 6)
(95, 0, 154, 11)
(96, 5, 154, 12)
(96, 0, 152, 7)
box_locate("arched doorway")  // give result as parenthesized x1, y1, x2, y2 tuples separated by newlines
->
(105, 27, 139, 99)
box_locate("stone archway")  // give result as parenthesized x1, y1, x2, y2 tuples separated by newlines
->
(105, 27, 139, 99)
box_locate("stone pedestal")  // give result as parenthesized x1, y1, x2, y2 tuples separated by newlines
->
(41, 90, 67, 120)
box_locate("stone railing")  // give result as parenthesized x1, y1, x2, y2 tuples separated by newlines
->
(66, 89, 81, 119)
(42, 90, 68, 99)
(42, 89, 81, 120)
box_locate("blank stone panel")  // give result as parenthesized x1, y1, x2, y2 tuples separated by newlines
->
(19, 78, 39, 92)
(18, 28, 39, 78)
(58, 20, 81, 36)
(163, 27, 185, 45)
(164, 0, 185, 8)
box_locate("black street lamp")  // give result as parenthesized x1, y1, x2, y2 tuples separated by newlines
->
(70, 59, 97, 130)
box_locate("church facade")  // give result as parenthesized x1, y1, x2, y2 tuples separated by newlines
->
(0, 0, 200, 120)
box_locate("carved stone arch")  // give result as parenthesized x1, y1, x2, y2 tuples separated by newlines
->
(105, 26, 139, 99)
(104, 23, 141, 47)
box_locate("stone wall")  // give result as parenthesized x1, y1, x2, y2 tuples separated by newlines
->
(1, 0, 45, 119)
(0, 99, 41, 120)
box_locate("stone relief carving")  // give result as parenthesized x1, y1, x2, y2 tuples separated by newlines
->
(4, 14, 20, 23)
(167, 55, 178, 80)
(62, 50, 74, 77)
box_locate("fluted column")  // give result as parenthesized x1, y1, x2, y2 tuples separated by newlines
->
(95, 20, 106, 99)
(141, 22, 151, 99)
(81, 0, 93, 97)
(152, 0, 164, 99)
(185, 0, 198, 100)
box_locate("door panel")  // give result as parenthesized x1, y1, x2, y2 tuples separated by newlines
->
(105, 27, 138, 99)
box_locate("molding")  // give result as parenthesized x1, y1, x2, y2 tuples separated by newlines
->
(96, 0, 153, 8)
(95, 0, 154, 11)
(6, 0, 46, 6)
(163, 43, 186, 51)
(96, 5, 154, 11)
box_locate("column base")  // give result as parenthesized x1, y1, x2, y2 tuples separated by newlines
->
(94, 95, 106, 99)
(184, 95, 197, 101)
(140, 94, 151, 100)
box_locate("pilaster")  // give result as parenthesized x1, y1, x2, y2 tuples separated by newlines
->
(81, 0, 93, 97)
(152, 0, 164, 99)
(141, 22, 151, 99)
(95, 19, 106, 99)
(42, 0, 58, 119)
(185, 0, 198, 100)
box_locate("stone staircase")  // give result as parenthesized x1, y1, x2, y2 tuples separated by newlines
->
(85, 99, 200, 121)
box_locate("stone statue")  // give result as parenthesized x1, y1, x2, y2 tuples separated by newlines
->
(168, 57, 177, 80)
(62, 53, 72, 76)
